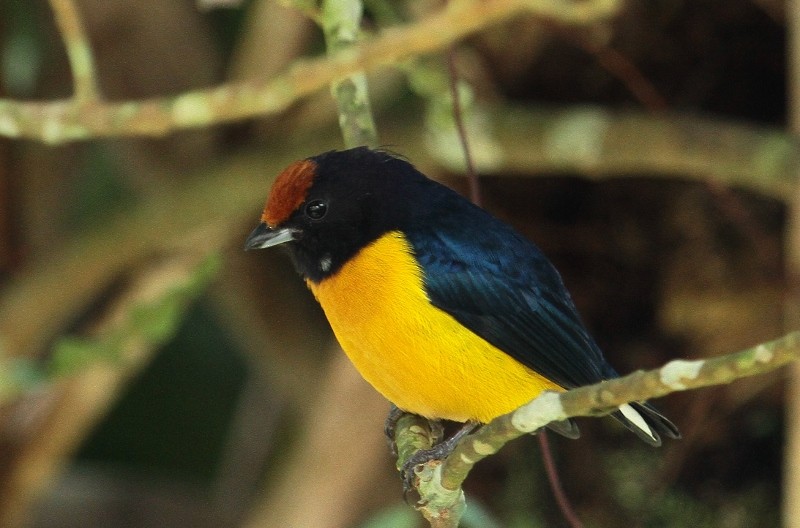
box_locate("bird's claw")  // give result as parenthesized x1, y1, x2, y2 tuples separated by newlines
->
(400, 441, 454, 495)
(384, 405, 406, 456)
(385, 406, 445, 456)
(399, 421, 480, 495)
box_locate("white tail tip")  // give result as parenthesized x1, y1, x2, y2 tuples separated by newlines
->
(619, 403, 657, 443)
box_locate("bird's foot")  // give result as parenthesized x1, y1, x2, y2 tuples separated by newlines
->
(383, 405, 406, 456)
(401, 421, 479, 494)
(384, 405, 445, 455)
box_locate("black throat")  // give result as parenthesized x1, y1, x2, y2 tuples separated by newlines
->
(286, 223, 386, 284)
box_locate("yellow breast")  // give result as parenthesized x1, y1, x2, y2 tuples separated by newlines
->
(306, 231, 562, 423)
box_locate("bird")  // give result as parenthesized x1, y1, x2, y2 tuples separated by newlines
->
(245, 146, 680, 453)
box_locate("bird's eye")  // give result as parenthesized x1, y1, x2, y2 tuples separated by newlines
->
(304, 199, 328, 220)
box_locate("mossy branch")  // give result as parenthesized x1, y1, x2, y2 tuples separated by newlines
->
(396, 331, 799, 527)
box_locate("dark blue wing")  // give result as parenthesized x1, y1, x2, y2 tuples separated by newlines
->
(405, 199, 617, 390)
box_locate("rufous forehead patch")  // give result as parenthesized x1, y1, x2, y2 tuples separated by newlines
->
(262, 159, 317, 226)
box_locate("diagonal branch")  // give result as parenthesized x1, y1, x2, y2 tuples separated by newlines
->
(399, 331, 800, 524)
(0, 0, 620, 144)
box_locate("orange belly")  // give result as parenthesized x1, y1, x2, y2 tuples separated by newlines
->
(307, 231, 562, 423)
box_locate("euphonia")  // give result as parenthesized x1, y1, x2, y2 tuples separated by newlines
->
(245, 147, 679, 450)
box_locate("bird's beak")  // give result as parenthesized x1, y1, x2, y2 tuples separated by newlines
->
(244, 223, 296, 250)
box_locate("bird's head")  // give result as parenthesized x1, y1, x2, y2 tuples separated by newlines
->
(245, 147, 426, 281)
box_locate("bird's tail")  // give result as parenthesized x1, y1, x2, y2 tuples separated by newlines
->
(612, 401, 681, 446)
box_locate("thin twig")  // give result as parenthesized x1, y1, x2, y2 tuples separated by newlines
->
(447, 31, 577, 528)
(542, 20, 667, 112)
(47, 0, 100, 101)
(446, 48, 480, 205)
(449, 26, 585, 528)
(538, 431, 584, 528)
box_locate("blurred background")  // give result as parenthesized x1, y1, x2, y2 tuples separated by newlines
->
(0, 0, 792, 526)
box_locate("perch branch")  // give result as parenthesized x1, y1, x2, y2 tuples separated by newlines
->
(396, 331, 799, 525)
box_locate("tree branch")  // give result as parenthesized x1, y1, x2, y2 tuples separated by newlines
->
(0, 0, 620, 144)
(47, 0, 100, 101)
(409, 105, 800, 202)
(321, 0, 379, 148)
(397, 331, 799, 523)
